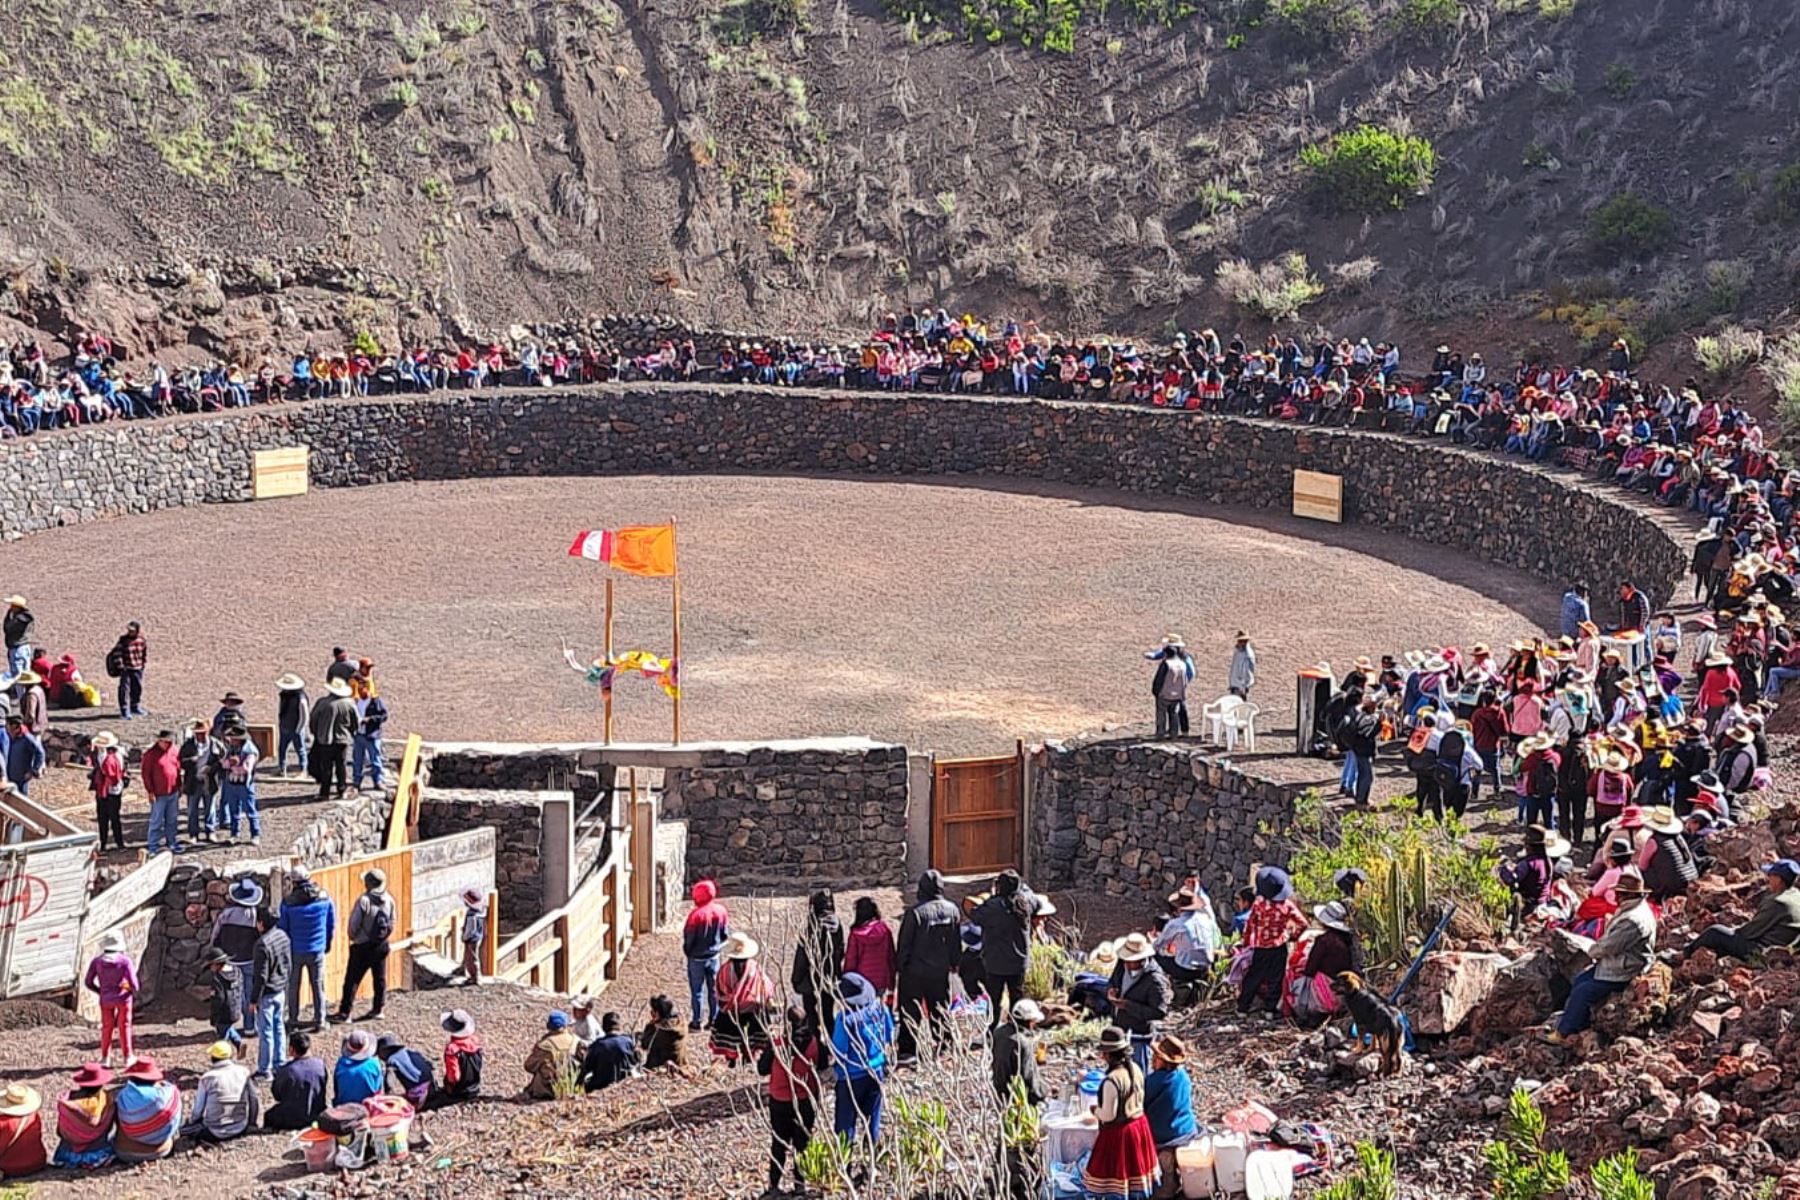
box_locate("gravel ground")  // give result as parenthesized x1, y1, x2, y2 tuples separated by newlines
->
(4, 474, 1559, 756)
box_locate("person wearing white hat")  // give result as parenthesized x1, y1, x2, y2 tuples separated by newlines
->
(989, 998, 1045, 1105)
(0, 1080, 45, 1176)
(308, 675, 359, 801)
(1106, 932, 1171, 1071)
(711, 932, 776, 1066)
(1, 594, 32, 678)
(275, 673, 310, 778)
(87, 731, 128, 851)
(1148, 637, 1193, 738)
(82, 929, 141, 1068)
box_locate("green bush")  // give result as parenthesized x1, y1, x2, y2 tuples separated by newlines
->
(1314, 1143, 1399, 1200)
(1589, 1149, 1655, 1200)
(878, 0, 1196, 50)
(1768, 164, 1800, 223)
(1269, 0, 1371, 47)
(1397, 0, 1460, 32)
(1761, 333, 1800, 430)
(1586, 192, 1676, 257)
(1602, 61, 1638, 98)
(1483, 1090, 1571, 1200)
(1300, 124, 1437, 212)
(1022, 937, 1077, 1002)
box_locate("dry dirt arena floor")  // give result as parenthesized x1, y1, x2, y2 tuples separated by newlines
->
(6, 473, 1561, 755)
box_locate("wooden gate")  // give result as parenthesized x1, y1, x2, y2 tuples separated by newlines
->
(931, 747, 1024, 876)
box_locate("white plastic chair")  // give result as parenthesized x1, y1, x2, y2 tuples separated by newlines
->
(1222, 702, 1259, 752)
(1202, 694, 1245, 745)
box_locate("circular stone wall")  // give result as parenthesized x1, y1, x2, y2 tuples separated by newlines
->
(5, 474, 1559, 753)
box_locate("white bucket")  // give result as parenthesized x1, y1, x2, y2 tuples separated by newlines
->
(1176, 1138, 1217, 1198)
(1211, 1131, 1249, 1194)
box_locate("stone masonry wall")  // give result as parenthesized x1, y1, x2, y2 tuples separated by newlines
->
(662, 744, 910, 888)
(1032, 738, 1305, 903)
(0, 387, 1693, 607)
(416, 790, 550, 924)
(288, 790, 394, 868)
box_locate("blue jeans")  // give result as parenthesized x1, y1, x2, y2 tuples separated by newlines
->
(277, 727, 307, 773)
(686, 955, 720, 1028)
(833, 1072, 885, 1143)
(1479, 748, 1500, 791)
(1349, 750, 1373, 806)
(1764, 666, 1800, 700)
(1556, 968, 1628, 1036)
(256, 993, 287, 1075)
(288, 951, 327, 1027)
(1340, 753, 1360, 795)
(187, 788, 216, 838)
(352, 732, 384, 788)
(223, 785, 260, 838)
(146, 792, 182, 854)
(5, 644, 28, 675)
(116, 668, 143, 716)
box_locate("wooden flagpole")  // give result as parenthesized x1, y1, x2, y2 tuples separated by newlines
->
(602, 574, 615, 744)
(670, 516, 682, 746)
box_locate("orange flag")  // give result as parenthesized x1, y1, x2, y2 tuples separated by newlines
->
(568, 525, 677, 577)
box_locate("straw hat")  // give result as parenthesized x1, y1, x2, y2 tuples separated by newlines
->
(0, 1083, 40, 1117)
(1727, 725, 1756, 745)
(276, 673, 306, 691)
(1422, 655, 1450, 674)
(722, 932, 761, 961)
(99, 930, 126, 954)
(90, 731, 118, 750)
(3, 595, 25, 608)
(1117, 932, 1155, 962)
(1034, 894, 1058, 918)
(440, 1009, 475, 1036)
(1517, 733, 1555, 756)
(1089, 939, 1121, 972)
(13, 670, 40, 686)
(1599, 750, 1629, 773)
(1524, 824, 1572, 859)
(1612, 870, 1651, 899)
(325, 677, 354, 698)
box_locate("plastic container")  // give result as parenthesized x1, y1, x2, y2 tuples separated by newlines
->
(369, 1112, 412, 1163)
(1176, 1138, 1217, 1198)
(1244, 1148, 1295, 1200)
(1212, 1131, 1249, 1194)
(297, 1128, 338, 1173)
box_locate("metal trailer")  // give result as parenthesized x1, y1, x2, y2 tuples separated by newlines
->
(0, 791, 99, 999)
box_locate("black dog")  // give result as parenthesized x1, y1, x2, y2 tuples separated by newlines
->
(1333, 971, 1405, 1077)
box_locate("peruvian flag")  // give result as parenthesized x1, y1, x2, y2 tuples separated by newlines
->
(568, 529, 614, 562)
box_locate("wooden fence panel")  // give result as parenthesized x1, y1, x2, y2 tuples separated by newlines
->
(311, 846, 414, 1003)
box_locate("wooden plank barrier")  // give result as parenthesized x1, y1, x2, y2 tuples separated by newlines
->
(1292, 469, 1344, 523)
(310, 845, 415, 1002)
(251, 446, 310, 499)
(493, 821, 635, 998)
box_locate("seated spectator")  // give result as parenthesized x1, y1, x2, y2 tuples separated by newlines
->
(266, 1031, 328, 1131)
(440, 1009, 485, 1103)
(377, 1033, 437, 1111)
(53, 1063, 116, 1169)
(989, 998, 1045, 1104)
(113, 1058, 180, 1163)
(1144, 1036, 1198, 1200)
(332, 1030, 383, 1105)
(1684, 859, 1800, 961)
(641, 994, 688, 1070)
(579, 1012, 640, 1093)
(182, 1041, 259, 1143)
(0, 1082, 47, 1178)
(1544, 871, 1656, 1044)
(523, 1011, 581, 1100)
(1151, 881, 1219, 990)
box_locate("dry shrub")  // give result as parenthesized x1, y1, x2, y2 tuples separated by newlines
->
(1215, 253, 1324, 321)
(1692, 325, 1765, 379)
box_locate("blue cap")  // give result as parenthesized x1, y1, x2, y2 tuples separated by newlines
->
(1763, 860, 1800, 886)
(547, 1011, 570, 1030)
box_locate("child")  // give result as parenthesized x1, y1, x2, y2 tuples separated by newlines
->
(88, 732, 128, 851)
(458, 887, 487, 986)
(199, 948, 245, 1056)
(439, 1008, 485, 1103)
(1230, 887, 1255, 937)
(82, 930, 138, 1067)
(760, 1004, 825, 1194)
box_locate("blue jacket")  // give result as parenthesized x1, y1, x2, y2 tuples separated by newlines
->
(333, 1054, 383, 1105)
(1560, 590, 1591, 639)
(278, 882, 337, 956)
(5, 731, 42, 784)
(831, 1003, 895, 1082)
(1144, 1066, 1197, 1148)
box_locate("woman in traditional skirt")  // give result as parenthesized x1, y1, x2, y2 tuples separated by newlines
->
(1084, 1026, 1158, 1200)
(710, 933, 776, 1067)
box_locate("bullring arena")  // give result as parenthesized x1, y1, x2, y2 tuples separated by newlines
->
(0, 385, 1710, 1199)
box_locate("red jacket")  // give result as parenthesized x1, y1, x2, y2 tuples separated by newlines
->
(140, 742, 181, 797)
(842, 919, 896, 993)
(1697, 665, 1741, 711)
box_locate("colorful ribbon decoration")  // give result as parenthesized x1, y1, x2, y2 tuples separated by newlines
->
(564, 647, 681, 700)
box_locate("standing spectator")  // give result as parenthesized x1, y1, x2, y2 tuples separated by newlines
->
(1560, 582, 1591, 640)
(791, 888, 844, 1035)
(139, 729, 182, 857)
(88, 731, 128, 851)
(1237, 866, 1307, 1017)
(333, 869, 396, 1022)
(211, 879, 263, 1033)
(82, 930, 139, 1068)
(274, 673, 309, 777)
(1229, 630, 1257, 698)
(278, 867, 335, 1032)
(5, 713, 43, 795)
(326, 647, 357, 685)
(308, 677, 357, 801)
(1149, 638, 1193, 739)
(199, 947, 244, 1047)
(1616, 582, 1651, 634)
(15, 670, 46, 734)
(842, 896, 897, 999)
(1336, 692, 1382, 808)
(760, 1004, 825, 1193)
(218, 727, 260, 845)
(972, 870, 1037, 1030)
(683, 878, 732, 1031)
(458, 886, 487, 985)
(105, 621, 147, 719)
(250, 907, 291, 1080)
(352, 663, 388, 790)
(179, 718, 221, 844)
(211, 691, 247, 737)
(830, 973, 895, 1150)
(265, 1031, 328, 1130)
(2, 595, 32, 676)
(894, 870, 961, 1064)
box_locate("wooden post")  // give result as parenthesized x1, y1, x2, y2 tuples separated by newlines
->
(670, 516, 682, 746)
(602, 575, 615, 744)
(481, 892, 500, 978)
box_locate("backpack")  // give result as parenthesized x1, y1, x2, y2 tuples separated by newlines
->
(104, 644, 125, 678)
(366, 896, 396, 944)
(1433, 730, 1467, 786)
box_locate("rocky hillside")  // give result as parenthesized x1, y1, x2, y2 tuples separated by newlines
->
(1, 0, 1797, 367)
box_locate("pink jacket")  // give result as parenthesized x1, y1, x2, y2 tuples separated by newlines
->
(83, 952, 139, 1005)
(842, 920, 896, 994)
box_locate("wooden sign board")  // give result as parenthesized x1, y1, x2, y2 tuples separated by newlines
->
(252, 446, 310, 499)
(1293, 469, 1344, 524)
